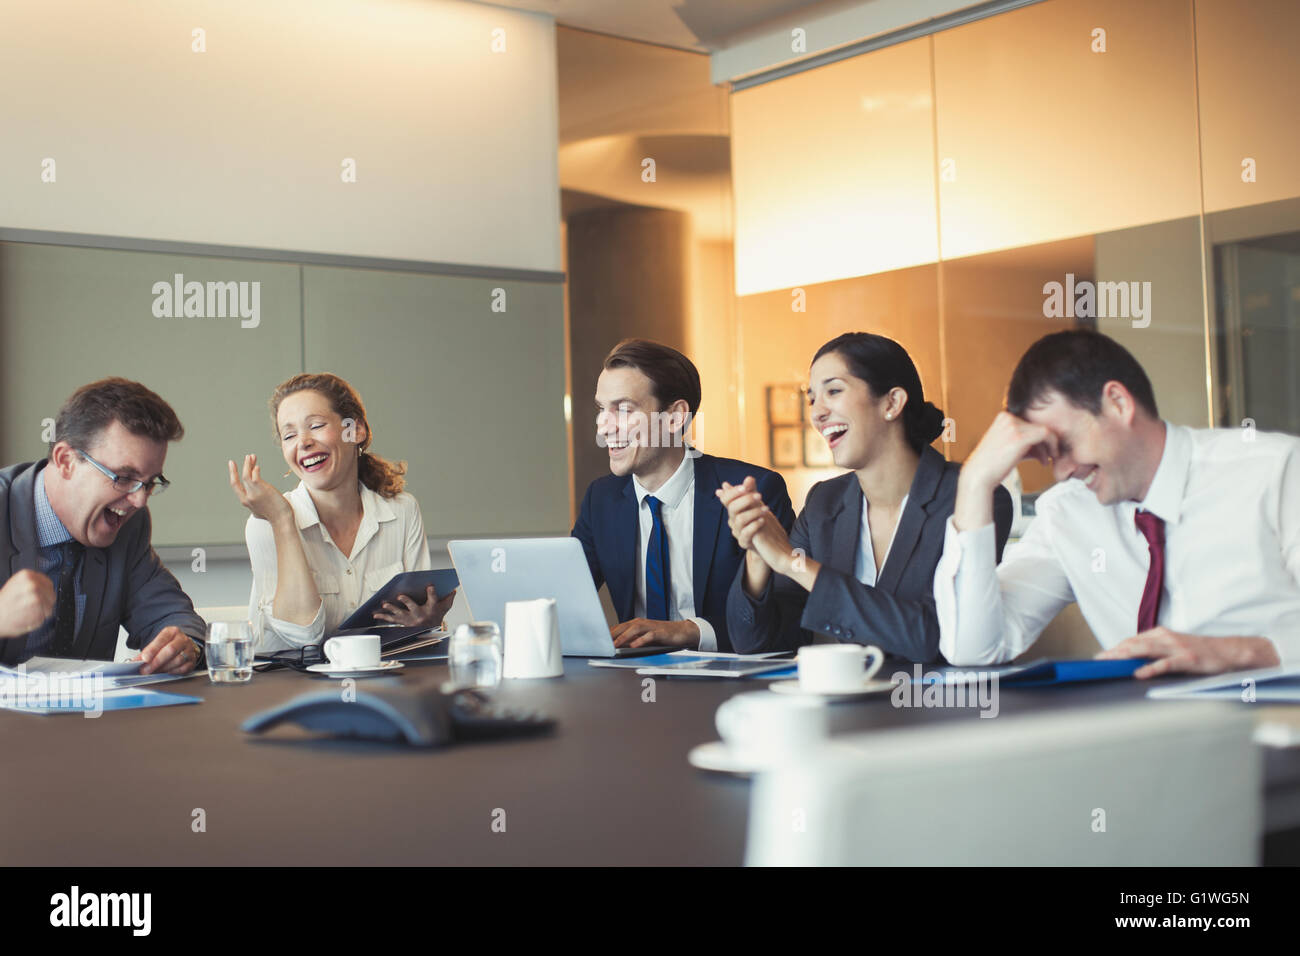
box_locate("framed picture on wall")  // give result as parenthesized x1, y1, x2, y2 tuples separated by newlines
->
(765, 383, 805, 427)
(769, 426, 803, 469)
(802, 425, 834, 467)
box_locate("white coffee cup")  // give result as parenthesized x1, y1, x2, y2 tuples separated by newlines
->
(714, 691, 828, 767)
(796, 644, 884, 694)
(502, 598, 563, 679)
(323, 634, 381, 669)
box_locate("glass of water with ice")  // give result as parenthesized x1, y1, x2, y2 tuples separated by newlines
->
(449, 622, 503, 690)
(206, 621, 254, 683)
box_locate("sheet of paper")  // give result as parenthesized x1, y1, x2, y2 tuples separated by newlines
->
(9, 657, 142, 677)
(0, 658, 192, 691)
(1146, 665, 1300, 701)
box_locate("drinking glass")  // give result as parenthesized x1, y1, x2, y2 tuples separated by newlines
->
(206, 621, 254, 683)
(449, 621, 503, 690)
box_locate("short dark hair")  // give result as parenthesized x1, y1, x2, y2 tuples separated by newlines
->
(812, 332, 945, 453)
(1006, 330, 1158, 419)
(603, 339, 702, 415)
(53, 378, 184, 453)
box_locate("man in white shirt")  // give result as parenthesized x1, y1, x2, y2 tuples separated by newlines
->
(571, 339, 793, 652)
(936, 330, 1300, 677)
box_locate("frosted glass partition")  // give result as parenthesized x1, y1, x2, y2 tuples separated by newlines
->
(302, 266, 570, 539)
(730, 37, 938, 296)
(0, 243, 299, 547)
(0, 242, 569, 546)
(1195, 0, 1300, 213)
(931, 0, 1202, 259)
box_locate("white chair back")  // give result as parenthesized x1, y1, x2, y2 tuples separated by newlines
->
(745, 702, 1258, 866)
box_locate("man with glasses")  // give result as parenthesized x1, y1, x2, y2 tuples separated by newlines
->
(0, 378, 204, 673)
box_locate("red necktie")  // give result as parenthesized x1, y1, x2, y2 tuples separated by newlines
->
(1134, 509, 1165, 632)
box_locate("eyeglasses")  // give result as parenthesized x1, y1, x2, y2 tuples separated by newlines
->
(253, 644, 325, 672)
(76, 450, 170, 497)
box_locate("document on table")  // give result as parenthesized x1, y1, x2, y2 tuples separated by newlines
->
(587, 650, 790, 670)
(635, 658, 797, 678)
(0, 657, 192, 690)
(1146, 665, 1300, 702)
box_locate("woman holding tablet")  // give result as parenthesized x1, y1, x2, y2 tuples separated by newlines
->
(229, 373, 454, 652)
(720, 333, 1012, 661)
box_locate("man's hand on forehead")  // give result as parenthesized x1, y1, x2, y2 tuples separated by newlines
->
(1027, 432, 1057, 467)
(1003, 409, 1056, 466)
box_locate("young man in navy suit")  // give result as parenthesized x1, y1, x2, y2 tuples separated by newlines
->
(571, 339, 794, 652)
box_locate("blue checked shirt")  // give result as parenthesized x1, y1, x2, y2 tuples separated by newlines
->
(24, 470, 86, 657)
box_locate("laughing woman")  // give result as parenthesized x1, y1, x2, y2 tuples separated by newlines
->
(228, 373, 455, 652)
(720, 333, 1012, 661)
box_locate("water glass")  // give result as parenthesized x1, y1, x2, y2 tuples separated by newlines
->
(206, 621, 254, 683)
(449, 621, 503, 690)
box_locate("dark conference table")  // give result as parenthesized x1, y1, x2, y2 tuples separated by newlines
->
(4, 658, 1299, 866)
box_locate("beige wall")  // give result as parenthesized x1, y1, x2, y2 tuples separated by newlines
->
(0, 0, 561, 272)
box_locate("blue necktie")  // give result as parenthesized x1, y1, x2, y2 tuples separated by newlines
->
(49, 540, 85, 657)
(645, 496, 671, 621)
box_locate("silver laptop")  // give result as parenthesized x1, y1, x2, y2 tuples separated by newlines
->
(447, 537, 678, 658)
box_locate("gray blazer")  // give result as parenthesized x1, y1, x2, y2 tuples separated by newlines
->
(0, 460, 205, 666)
(726, 446, 1012, 661)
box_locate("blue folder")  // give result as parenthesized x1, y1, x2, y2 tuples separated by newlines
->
(919, 658, 1149, 687)
(0, 688, 202, 715)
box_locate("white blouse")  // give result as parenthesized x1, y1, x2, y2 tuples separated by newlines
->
(854, 493, 909, 587)
(246, 481, 432, 652)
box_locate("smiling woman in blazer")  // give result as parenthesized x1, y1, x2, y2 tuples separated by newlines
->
(720, 332, 1012, 660)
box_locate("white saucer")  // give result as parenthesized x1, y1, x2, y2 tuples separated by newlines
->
(688, 741, 788, 776)
(305, 661, 404, 678)
(769, 678, 895, 699)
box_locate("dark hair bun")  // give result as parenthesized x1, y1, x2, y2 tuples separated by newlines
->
(908, 400, 946, 448)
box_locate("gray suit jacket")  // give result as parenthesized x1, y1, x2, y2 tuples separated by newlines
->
(0, 460, 205, 666)
(726, 446, 1012, 661)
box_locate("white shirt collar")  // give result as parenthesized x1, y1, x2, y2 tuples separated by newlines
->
(632, 449, 695, 510)
(286, 481, 396, 532)
(1136, 421, 1189, 525)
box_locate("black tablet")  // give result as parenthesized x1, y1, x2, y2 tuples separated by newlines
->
(339, 569, 460, 630)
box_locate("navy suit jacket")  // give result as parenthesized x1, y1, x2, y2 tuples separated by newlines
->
(726, 446, 1013, 661)
(571, 452, 794, 653)
(0, 460, 205, 666)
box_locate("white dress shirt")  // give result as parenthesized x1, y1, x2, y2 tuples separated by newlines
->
(246, 481, 432, 652)
(854, 493, 909, 587)
(935, 423, 1300, 667)
(631, 451, 717, 652)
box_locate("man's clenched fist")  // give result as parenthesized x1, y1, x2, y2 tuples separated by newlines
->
(0, 570, 57, 639)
